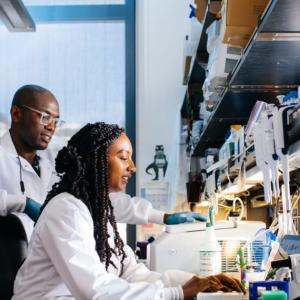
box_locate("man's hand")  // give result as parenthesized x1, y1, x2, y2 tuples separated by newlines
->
(164, 212, 207, 225)
(24, 198, 41, 222)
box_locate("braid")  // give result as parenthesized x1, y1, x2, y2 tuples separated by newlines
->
(40, 122, 127, 274)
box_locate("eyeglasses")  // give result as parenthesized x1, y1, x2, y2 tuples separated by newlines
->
(20, 105, 65, 128)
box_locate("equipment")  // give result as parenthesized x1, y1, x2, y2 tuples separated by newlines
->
(253, 106, 279, 204)
(197, 292, 243, 300)
(252, 100, 299, 236)
(271, 235, 300, 300)
(149, 221, 266, 276)
(272, 104, 298, 236)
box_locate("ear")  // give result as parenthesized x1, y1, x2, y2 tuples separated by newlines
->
(10, 105, 22, 123)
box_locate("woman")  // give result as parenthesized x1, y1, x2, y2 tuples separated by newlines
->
(13, 122, 245, 300)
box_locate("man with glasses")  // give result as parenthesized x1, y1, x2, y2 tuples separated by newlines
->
(0, 85, 206, 242)
(0, 84, 62, 240)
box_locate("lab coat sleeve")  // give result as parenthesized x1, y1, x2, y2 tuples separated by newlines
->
(40, 196, 178, 300)
(110, 192, 165, 224)
(121, 246, 193, 298)
(0, 190, 26, 216)
(121, 246, 190, 299)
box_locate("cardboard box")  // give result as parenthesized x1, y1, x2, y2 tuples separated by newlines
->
(221, 0, 269, 47)
(194, 0, 207, 22)
(194, 0, 221, 23)
(208, 0, 222, 14)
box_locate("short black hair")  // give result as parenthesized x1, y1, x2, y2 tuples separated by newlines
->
(11, 84, 54, 107)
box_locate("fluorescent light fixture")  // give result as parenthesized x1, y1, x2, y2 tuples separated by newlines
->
(0, 0, 35, 32)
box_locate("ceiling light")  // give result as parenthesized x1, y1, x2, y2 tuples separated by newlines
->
(0, 0, 35, 32)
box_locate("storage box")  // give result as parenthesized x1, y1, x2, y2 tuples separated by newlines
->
(209, 0, 222, 14)
(194, 0, 207, 22)
(221, 0, 270, 47)
(194, 0, 222, 22)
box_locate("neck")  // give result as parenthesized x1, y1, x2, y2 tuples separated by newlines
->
(9, 128, 37, 165)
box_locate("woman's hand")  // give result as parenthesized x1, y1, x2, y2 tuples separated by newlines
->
(182, 276, 222, 300)
(182, 274, 246, 300)
(206, 274, 246, 294)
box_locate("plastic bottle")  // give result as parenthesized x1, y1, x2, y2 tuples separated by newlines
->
(198, 206, 222, 276)
(230, 124, 242, 158)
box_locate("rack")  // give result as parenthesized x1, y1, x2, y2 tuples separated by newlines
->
(189, 0, 300, 157)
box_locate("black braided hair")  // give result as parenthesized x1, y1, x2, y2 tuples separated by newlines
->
(40, 122, 127, 273)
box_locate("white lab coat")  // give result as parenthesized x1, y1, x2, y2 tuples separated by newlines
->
(13, 193, 192, 300)
(0, 131, 55, 239)
(0, 131, 165, 240)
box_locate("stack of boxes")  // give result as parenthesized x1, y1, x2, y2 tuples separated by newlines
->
(194, 0, 270, 48)
(193, 0, 270, 113)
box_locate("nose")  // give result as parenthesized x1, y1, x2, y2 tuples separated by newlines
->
(128, 160, 136, 173)
(45, 120, 56, 132)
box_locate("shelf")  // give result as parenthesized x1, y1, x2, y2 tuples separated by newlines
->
(230, 0, 300, 88)
(191, 0, 300, 157)
(230, 41, 300, 87)
(260, 0, 300, 32)
(193, 89, 281, 156)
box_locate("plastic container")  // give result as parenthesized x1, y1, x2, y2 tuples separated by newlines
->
(198, 206, 222, 276)
(249, 281, 289, 300)
(261, 291, 287, 300)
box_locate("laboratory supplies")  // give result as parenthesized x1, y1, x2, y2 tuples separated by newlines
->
(261, 291, 287, 300)
(219, 125, 243, 162)
(237, 247, 247, 288)
(149, 220, 265, 276)
(249, 281, 289, 300)
(197, 292, 243, 300)
(199, 206, 222, 276)
(271, 253, 300, 300)
(245, 269, 265, 285)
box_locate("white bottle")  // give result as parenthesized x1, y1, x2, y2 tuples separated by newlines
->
(199, 206, 222, 276)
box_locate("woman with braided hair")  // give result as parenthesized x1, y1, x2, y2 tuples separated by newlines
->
(13, 122, 245, 300)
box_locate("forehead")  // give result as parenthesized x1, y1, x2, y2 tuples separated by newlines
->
(108, 133, 132, 154)
(31, 92, 59, 115)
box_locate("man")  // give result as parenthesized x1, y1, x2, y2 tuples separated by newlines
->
(0, 85, 60, 239)
(0, 84, 205, 241)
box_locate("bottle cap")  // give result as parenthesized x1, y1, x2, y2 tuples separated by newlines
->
(230, 124, 242, 130)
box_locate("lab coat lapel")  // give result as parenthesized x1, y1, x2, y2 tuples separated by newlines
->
(38, 155, 55, 190)
(1, 130, 55, 190)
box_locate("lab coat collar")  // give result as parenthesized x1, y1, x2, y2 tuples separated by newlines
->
(0, 131, 18, 156)
(0, 130, 54, 182)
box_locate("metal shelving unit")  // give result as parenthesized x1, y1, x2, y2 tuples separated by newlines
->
(190, 0, 300, 157)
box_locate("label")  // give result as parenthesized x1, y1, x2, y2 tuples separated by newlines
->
(199, 250, 222, 276)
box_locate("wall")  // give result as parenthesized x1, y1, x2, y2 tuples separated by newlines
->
(136, 0, 191, 210)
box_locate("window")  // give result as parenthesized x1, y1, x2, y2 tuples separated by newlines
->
(0, 1, 135, 243)
(0, 22, 125, 153)
(23, 0, 125, 5)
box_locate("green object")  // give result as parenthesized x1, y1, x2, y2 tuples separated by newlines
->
(237, 247, 247, 268)
(24, 197, 41, 222)
(206, 205, 214, 227)
(261, 291, 287, 300)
